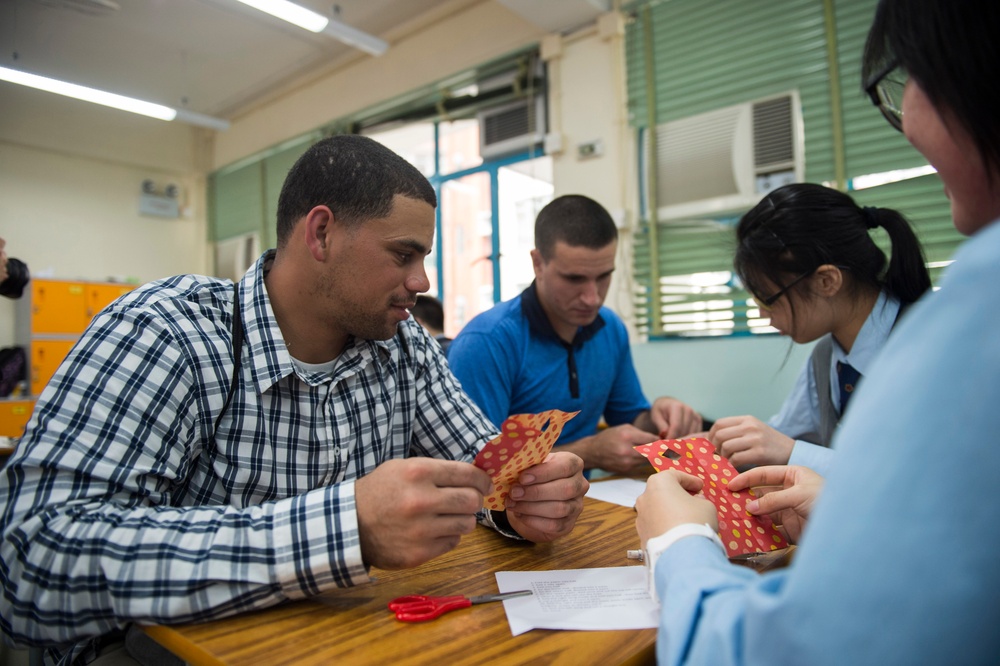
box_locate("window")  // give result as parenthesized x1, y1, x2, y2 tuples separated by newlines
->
(625, 0, 963, 338)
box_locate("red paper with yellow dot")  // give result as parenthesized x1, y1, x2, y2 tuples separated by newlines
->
(634, 437, 788, 557)
(474, 410, 577, 511)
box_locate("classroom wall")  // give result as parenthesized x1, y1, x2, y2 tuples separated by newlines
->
(0, 84, 211, 347)
(633, 336, 816, 422)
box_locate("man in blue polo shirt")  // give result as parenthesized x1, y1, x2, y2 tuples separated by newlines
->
(449, 195, 704, 476)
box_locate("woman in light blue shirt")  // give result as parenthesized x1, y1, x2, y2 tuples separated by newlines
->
(637, 1, 1000, 663)
(708, 184, 930, 475)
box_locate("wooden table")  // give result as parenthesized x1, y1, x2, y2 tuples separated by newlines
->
(143, 495, 655, 666)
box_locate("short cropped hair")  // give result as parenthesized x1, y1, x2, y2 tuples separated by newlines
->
(275, 134, 437, 247)
(534, 195, 618, 261)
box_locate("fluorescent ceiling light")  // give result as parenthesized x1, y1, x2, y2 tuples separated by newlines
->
(234, 0, 388, 56)
(0, 66, 230, 131)
(234, 0, 328, 32)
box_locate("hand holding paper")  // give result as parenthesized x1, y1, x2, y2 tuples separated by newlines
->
(474, 410, 577, 511)
(634, 437, 788, 556)
(474, 411, 587, 543)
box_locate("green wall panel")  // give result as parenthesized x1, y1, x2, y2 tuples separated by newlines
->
(210, 161, 264, 243)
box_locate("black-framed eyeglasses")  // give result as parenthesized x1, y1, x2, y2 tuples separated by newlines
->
(752, 270, 814, 311)
(865, 58, 906, 133)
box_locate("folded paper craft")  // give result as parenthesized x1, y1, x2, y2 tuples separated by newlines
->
(474, 410, 577, 511)
(634, 437, 788, 556)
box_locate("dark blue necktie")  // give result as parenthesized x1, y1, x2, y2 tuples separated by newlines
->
(837, 361, 862, 415)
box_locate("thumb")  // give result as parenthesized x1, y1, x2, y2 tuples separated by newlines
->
(666, 469, 704, 494)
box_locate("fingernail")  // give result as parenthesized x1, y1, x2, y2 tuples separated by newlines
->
(510, 486, 524, 499)
(520, 474, 535, 484)
(746, 499, 759, 513)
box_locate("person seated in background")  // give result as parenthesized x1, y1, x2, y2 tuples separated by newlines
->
(635, 1, 1000, 663)
(707, 183, 931, 476)
(0, 237, 29, 300)
(0, 135, 588, 665)
(449, 194, 705, 477)
(410, 294, 452, 355)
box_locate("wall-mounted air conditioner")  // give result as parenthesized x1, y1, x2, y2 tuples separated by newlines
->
(645, 91, 804, 222)
(478, 94, 547, 160)
(214, 232, 260, 283)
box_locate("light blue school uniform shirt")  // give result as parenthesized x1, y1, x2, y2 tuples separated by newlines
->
(769, 290, 901, 476)
(648, 219, 1000, 665)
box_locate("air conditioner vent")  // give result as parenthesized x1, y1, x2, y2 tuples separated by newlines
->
(483, 102, 533, 145)
(753, 96, 794, 169)
(478, 95, 546, 159)
(646, 91, 803, 221)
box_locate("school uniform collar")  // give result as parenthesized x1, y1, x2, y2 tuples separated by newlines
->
(520, 280, 605, 349)
(831, 289, 901, 377)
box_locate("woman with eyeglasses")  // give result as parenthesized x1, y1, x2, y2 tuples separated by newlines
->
(706, 183, 931, 475)
(635, 0, 1000, 663)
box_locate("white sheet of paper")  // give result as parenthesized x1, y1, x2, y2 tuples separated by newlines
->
(584, 477, 647, 508)
(495, 566, 658, 636)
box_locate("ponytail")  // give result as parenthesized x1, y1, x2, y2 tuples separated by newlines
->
(864, 206, 931, 304)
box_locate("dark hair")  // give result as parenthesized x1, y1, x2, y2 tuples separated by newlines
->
(534, 195, 618, 260)
(410, 295, 444, 331)
(735, 183, 931, 307)
(275, 134, 437, 246)
(862, 0, 1000, 182)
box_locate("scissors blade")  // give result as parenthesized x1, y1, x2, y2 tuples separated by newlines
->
(468, 590, 533, 604)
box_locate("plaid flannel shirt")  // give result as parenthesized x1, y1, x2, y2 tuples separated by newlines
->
(0, 251, 499, 664)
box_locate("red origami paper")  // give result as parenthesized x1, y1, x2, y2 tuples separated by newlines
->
(634, 437, 788, 557)
(474, 410, 577, 511)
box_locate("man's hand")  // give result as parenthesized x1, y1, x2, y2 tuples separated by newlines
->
(728, 465, 824, 544)
(563, 424, 660, 475)
(643, 397, 703, 440)
(504, 451, 588, 542)
(634, 470, 717, 547)
(355, 458, 493, 569)
(709, 415, 796, 468)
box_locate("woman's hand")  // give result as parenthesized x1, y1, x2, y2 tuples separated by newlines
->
(728, 465, 824, 544)
(709, 415, 796, 468)
(635, 470, 718, 547)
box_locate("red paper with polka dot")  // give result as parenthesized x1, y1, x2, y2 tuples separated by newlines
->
(474, 410, 578, 511)
(633, 437, 788, 557)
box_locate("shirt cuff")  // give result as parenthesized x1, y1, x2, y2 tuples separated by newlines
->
(477, 508, 526, 540)
(788, 440, 835, 477)
(644, 523, 725, 602)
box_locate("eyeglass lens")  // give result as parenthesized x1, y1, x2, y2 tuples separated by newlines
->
(873, 64, 906, 131)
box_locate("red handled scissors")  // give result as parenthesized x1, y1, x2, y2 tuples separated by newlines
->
(388, 590, 532, 622)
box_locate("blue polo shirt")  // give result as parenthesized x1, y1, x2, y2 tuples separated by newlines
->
(448, 282, 650, 445)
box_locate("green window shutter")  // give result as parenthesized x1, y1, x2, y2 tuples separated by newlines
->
(262, 141, 312, 250)
(209, 161, 264, 243)
(833, 0, 927, 179)
(626, 0, 964, 338)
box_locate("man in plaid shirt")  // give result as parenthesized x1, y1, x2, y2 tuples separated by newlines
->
(0, 135, 588, 665)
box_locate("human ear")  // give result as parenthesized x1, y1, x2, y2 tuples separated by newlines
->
(812, 264, 844, 298)
(530, 248, 544, 277)
(304, 206, 335, 261)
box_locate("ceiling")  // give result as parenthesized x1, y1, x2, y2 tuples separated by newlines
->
(0, 0, 610, 126)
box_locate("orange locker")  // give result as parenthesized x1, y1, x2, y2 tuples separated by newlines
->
(30, 339, 78, 396)
(16, 279, 137, 402)
(0, 399, 35, 438)
(87, 283, 134, 319)
(29, 280, 92, 334)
